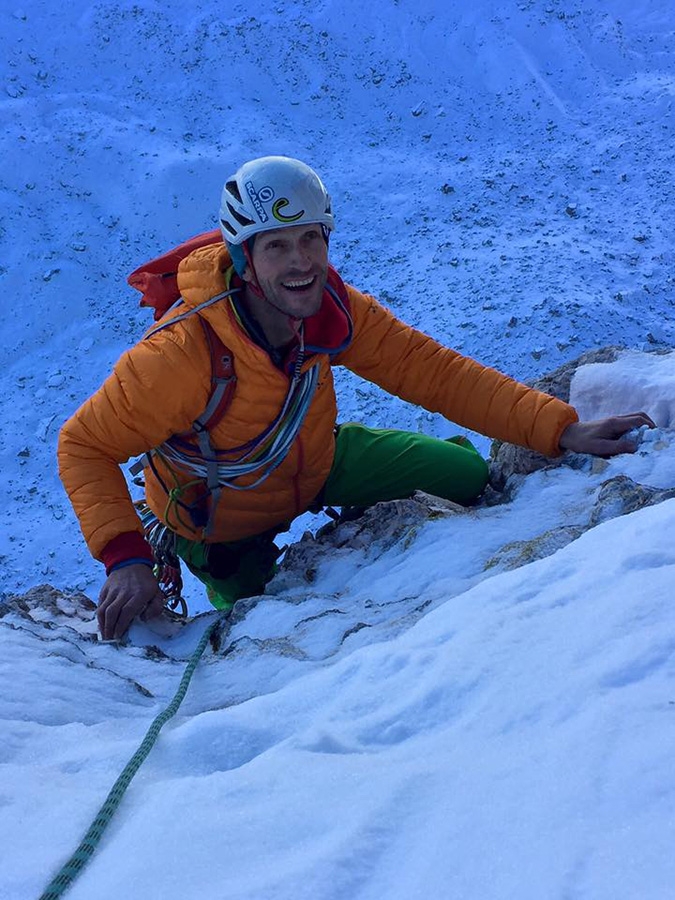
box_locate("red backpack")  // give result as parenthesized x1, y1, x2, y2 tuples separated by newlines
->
(128, 228, 223, 320)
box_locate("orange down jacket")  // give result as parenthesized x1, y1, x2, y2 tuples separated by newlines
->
(58, 243, 578, 561)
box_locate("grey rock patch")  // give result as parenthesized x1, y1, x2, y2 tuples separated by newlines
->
(485, 526, 586, 573)
(1, 584, 99, 640)
(489, 445, 564, 493)
(529, 346, 624, 404)
(221, 634, 308, 661)
(276, 490, 471, 591)
(485, 476, 675, 577)
(1, 583, 208, 660)
(589, 476, 675, 528)
(326, 490, 469, 549)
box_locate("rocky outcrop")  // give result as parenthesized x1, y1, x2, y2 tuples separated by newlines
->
(484, 525, 586, 573)
(588, 475, 675, 528)
(274, 490, 469, 592)
(0, 584, 99, 639)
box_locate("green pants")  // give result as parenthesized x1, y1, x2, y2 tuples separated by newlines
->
(176, 423, 488, 610)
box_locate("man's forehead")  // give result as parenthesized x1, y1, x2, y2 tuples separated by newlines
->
(258, 224, 317, 242)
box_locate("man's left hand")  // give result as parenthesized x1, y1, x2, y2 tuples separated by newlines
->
(559, 412, 656, 457)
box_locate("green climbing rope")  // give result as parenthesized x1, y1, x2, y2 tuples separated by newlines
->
(39, 616, 223, 900)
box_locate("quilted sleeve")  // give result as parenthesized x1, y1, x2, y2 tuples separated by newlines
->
(58, 323, 210, 559)
(332, 286, 578, 457)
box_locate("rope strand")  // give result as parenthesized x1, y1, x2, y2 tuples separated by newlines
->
(38, 617, 224, 899)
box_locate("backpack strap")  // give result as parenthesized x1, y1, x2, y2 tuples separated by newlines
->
(192, 318, 236, 433)
(188, 318, 236, 537)
(129, 297, 238, 504)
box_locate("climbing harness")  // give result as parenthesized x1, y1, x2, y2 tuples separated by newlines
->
(38, 615, 225, 900)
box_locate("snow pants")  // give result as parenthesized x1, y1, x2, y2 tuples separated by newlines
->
(174, 423, 489, 610)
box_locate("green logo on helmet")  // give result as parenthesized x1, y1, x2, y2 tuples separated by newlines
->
(272, 198, 304, 223)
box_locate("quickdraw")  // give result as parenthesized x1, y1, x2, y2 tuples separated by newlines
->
(135, 501, 187, 617)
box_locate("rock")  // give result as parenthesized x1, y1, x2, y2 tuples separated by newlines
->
(489, 444, 564, 492)
(484, 474, 675, 578)
(527, 346, 623, 403)
(1, 584, 99, 639)
(590, 458, 610, 476)
(589, 476, 675, 528)
(485, 525, 585, 572)
(276, 491, 470, 590)
(36, 414, 56, 441)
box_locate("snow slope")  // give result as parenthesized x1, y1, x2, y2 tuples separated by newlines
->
(4, 385, 675, 899)
(1, 1, 675, 897)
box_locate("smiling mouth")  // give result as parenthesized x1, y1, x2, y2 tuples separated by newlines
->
(282, 275, 316, 292)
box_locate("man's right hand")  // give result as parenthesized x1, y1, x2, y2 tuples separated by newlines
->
(97, 564, 166, 641)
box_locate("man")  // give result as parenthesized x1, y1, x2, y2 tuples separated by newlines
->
(58, 156, 653, 640)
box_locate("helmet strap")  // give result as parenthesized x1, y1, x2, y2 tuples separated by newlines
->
(242, 240, 266, 300)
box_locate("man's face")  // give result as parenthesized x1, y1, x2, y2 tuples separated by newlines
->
(244, 224, 329, 320)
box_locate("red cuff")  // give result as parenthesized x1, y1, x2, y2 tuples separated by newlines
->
(101, 531, 154, 574)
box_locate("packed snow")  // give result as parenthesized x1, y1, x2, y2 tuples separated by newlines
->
(1, 1, 674, 898)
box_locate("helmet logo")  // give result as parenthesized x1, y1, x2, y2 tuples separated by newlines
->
(245, 180, 269, 223)
(272, 197, 305, 223)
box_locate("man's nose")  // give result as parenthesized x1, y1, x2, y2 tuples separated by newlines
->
(286, 243, 312, 269)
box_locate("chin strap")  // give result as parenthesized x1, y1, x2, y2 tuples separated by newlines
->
(241, 241, 266, 300)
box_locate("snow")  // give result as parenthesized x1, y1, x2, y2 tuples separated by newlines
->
(2, 1, 675, 898)
(571, 349, 675, 427)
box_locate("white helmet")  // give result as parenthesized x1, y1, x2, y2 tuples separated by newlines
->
(219, 156, 335, 245)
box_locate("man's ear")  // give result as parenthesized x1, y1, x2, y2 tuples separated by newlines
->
(241, 266, 253, 283)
